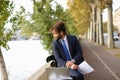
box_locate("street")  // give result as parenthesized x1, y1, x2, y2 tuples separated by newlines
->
(80, 39, 120, 80)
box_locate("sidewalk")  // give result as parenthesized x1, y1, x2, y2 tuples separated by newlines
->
(80, 39, 120, 80)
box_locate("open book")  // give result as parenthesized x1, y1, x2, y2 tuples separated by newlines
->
(77, 61, 94, 74)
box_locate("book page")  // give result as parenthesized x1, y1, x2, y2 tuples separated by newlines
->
(78, 61, 94, 74)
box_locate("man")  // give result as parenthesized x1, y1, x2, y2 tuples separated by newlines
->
(50, 21, 84, 80)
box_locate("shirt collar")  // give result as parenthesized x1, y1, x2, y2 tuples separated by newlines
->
(60, 35, 67, 41)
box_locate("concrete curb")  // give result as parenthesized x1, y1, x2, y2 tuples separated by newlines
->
(28, 63, 50, 80)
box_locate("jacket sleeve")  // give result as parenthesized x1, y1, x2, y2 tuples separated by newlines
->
(72, 36, 84, 65)
(52, 41, 66, 67)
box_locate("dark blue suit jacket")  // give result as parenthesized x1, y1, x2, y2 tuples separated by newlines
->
(52, 35, 84, 67)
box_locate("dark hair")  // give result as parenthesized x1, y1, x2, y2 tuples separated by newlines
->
(50, 21, 66, 34)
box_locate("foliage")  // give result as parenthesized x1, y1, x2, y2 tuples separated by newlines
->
(0, 0, 25, 50)
(16, 17, 34, 38)
(19, 0, 77, 53)
(103, 22, 118, 33)
(0, 0, 14, 49)
(67, 0, 91, 35)
(67, 0, 110, 35)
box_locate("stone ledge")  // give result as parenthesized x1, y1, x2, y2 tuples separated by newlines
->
(28, 63, 50, 80)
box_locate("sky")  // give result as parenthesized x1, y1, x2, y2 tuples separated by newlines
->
(113, 0, 120, 11)
(12, 0, 33, 14)
(12, 0, 120, 22)
(12, 0, 67, 14)
(103, 0, 120, 21)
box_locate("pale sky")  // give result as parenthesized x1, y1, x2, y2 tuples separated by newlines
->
(113, 0, 120, 11)
(103, 0, 120, 21)
(12, 0, 67, 14)
(12, 0, 33, 14)
(12, 0, 120, 22)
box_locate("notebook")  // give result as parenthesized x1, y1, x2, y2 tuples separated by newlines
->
(46, 67, 72, 80)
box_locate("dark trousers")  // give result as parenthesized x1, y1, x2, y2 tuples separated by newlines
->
(70, 69, 84, 80)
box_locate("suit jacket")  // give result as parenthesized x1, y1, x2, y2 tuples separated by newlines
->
(52, 35, 84, 67)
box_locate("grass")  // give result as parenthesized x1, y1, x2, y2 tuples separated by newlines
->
(114, 53, 120, 58)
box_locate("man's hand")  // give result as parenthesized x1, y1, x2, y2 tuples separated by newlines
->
(66, 61, 74, 68)
(66, 61, 79, 69)
(71, 64, 78, 69)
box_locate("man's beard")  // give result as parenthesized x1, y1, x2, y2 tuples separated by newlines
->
(57, 33, 62, 40)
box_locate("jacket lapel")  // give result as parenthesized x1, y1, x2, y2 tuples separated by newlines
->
(66, 35, 73, 58)
(57, 40, 66, 59)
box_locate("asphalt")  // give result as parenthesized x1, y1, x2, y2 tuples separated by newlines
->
(80, 39, 120, 80)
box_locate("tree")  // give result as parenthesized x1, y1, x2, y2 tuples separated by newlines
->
(0, 1, 14, 79)
(85, 0, 105, 45)
(18, 0, 77, 53)
(105, 0, 115, 48)
(0, 0, 25, 79)
(103, 22, 117, 33)
(67, 0, 91, 35)
(96, 0, 106, 45)
(91, 3, 96, 42)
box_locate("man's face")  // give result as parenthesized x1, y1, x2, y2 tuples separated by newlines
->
(52, 29, 63, 40)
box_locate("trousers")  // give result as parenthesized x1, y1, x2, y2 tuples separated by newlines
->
(70, 69, 84, 80)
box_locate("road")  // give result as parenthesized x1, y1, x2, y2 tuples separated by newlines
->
(80, 39, 120, 80)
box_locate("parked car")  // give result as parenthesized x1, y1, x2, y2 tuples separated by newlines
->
(103, 32, 119, 41)
(113, 32, 119, 41)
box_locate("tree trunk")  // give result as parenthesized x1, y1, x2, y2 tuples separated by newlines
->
(89, 21, 93, 41)
(98, 8, 104, 45)
(91, 4, 96, 42)
(107, 1, 115, 48)
(0, 47, 8, 80)
(87, 27, 90, 40)
(96, 10, 99, 44)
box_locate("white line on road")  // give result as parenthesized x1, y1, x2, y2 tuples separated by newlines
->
(85, 42, 120, 80)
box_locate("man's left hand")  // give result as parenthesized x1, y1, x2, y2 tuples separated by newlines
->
(71, 64, 78, 69)
(66, 61, 74, 68)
